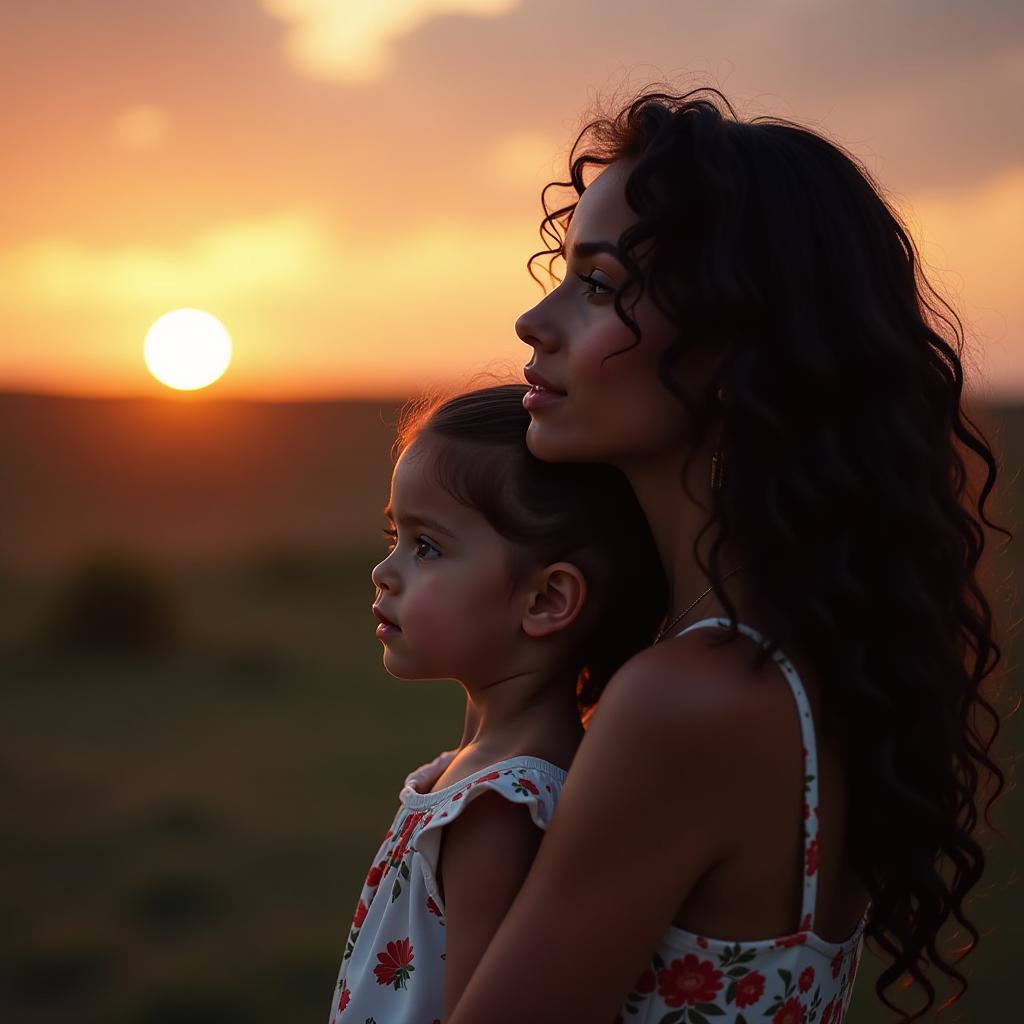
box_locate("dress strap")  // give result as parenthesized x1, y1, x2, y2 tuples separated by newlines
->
(674, 617, 820, 932)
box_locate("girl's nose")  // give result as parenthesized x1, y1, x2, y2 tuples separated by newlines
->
(371, 558, 396, 593)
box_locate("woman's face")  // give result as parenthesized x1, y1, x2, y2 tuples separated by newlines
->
(516, 158, 693, 466)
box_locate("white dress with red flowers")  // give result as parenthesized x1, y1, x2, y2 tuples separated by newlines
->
(616, 617, 872, 1024)
(327, 750, 566, 1024)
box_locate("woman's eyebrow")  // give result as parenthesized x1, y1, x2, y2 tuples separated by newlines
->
(382, 503, 456, 539)
(571, 240, 623, 260)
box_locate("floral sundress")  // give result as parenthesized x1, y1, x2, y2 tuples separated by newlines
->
(613, 617, 871, 1024)
(327, 751, 567, 1024)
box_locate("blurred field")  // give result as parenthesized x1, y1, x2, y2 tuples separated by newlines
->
(0, 394, 1020, 1023)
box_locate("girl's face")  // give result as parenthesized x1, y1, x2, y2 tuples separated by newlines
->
(369, 440, 523, 683)
(516, 158, 695, 466)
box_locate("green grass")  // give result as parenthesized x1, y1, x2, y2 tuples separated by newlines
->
(0, 544, 1019, 1024)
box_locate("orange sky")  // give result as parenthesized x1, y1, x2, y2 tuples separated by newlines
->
(3, 1, 1023, 399)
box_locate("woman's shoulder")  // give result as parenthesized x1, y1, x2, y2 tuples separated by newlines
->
(586, 627, 801, 787)
(602, 625, 783, 722)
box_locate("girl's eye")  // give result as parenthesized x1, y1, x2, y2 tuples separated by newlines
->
(575, 272, 612, 299)
(381, 526, 440, 560)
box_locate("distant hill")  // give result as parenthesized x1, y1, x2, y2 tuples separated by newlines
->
(0, 392, 408, 576)
(1, 392, 1020, 579)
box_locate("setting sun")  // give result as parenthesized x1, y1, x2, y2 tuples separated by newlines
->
(144, 308, 233, 391)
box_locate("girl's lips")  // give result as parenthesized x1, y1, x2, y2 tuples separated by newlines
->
(376, 622, 401, 638)
(372, 605, 399, 628)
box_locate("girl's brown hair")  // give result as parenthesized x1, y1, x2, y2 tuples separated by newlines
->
(390, 381, 668, 717)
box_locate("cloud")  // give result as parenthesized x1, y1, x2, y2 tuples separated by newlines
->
(896, 167, 1024, 394)
(110, 105, 170, 152)
(482, 132, 566, 191)
(261, 0, 518, 83)
(0, 208, 543, 396)
(7, 212, 333, 308)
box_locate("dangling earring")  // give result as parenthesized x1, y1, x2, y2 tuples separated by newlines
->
(710, 386, 725, 491)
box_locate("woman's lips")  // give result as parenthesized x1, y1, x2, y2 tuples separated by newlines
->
(523, 386, 568, 411)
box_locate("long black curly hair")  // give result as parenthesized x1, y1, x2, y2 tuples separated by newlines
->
(525, 86, 1014, 1022)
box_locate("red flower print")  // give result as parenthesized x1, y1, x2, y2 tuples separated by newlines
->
(336, 983, 350, 1015)
(772, 995, 807, 1024)
(516, 777, 539, 794)
(798, 965, 814, 992)
(373, 936, 416, 989)
(452, 791, 463, 800)
(657, 954, 723, 1007)
(426, 895, 443, 917)
(774, 932, 807, 948)
(390, 812, 424, 864)
(366, 860, 385, 889)
(477, 772, 501, 782)
(800, 913, 812, 930)
(353, 899, 368, 928)
(633, 967, 656, 995)
(821, 999, 837, 1024)
(830, 951, 844, 978)
(734, 970, 765, 1008)
(696, 935, 709, 949)
(805, 838, 819, 876)
(802, 802, 810, 820)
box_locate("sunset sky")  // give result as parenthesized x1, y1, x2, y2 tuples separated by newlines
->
(3, 0, 1023, 399)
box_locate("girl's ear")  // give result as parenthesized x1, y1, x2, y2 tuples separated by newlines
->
(521, 562, 588, 640)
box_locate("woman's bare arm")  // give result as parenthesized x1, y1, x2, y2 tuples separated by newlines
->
(445, 644, 756, 1024)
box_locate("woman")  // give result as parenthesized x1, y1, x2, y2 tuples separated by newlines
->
(444, 87, 1010, 1023)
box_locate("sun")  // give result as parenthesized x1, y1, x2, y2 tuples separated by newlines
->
(144, 308, 233, 391)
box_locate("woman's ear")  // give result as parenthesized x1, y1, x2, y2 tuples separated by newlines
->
(521, 562, 588, 640)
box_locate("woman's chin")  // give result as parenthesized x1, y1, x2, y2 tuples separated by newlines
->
(525, 419, 585, 462)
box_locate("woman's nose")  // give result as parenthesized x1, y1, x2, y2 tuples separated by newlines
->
(515, 299, 558, 353)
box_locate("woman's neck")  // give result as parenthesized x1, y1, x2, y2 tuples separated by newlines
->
(623, 448, 752, 632)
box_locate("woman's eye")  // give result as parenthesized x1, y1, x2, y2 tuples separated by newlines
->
(575, 272, 612, 298)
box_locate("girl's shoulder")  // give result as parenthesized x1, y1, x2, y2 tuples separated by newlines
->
(398, 754, 568, 917)
(401, 753, 567, 821)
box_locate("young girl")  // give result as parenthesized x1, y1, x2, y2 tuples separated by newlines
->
(442, 88, 1012, 1024)
(327, 382, 667, 1023)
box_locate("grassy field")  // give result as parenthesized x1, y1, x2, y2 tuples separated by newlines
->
(0, 547, 1019, 1024)
(0, 397, 1020, 1023)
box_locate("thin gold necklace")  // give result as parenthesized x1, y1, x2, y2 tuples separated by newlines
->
(654, 566, 743, 645)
